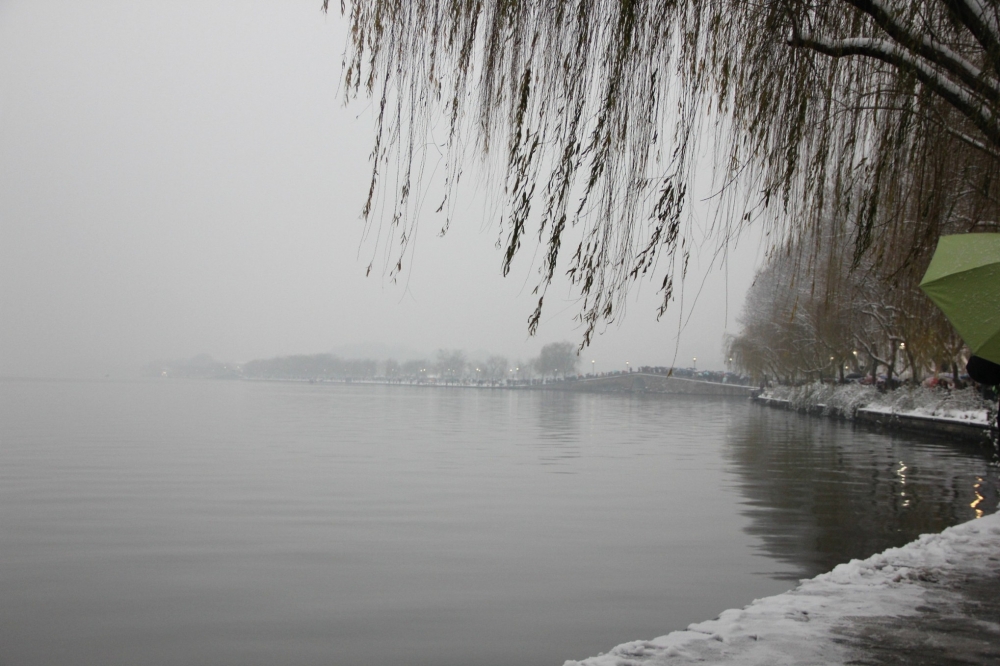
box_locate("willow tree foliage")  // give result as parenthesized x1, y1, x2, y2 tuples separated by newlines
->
(331, 0, 1000, 345)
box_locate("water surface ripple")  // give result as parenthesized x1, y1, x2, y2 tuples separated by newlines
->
(1, 379, 995, 666)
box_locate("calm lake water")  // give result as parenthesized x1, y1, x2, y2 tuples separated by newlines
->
(1, 378, 996, 666)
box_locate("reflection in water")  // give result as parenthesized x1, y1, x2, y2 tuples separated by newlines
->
(534, 391, 580, 444)
(3, 381, 998, 666)
(519, 390, 583, 465)
(973, 477, 986, 518)
(726, 405, 1000, 579)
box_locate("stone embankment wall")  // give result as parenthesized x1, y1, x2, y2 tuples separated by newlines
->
(753, 394, 994, 444)
(548, 373, 755, 397)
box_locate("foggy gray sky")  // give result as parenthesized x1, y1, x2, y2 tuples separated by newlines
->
(0, 1, 764, 378)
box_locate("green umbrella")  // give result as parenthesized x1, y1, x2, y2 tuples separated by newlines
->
(919, 233, 1000, 365)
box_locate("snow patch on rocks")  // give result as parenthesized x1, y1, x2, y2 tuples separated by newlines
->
(761, 382, 992, 425)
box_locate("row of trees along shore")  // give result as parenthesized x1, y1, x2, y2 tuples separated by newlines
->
(151, 343, 583, 383)
(726, 220, 969, 387)
(334, 1, 1000, 356)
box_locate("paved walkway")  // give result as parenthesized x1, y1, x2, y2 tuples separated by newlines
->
(838, 568, 1000, 665)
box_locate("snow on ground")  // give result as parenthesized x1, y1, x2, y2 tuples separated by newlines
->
(564, 512, 1000, 666)
(761, 383, 993, 426)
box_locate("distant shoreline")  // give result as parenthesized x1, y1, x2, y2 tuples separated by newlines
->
(231, 372, 755, 397)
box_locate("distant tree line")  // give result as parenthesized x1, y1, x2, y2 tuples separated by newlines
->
(241, 355, 379, 381)
(726, 220, 965, 387)
(143, 354, 240, 380)
(150, 342, 583, 383)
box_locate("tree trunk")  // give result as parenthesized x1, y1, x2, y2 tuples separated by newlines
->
(906, 349, 918, 385)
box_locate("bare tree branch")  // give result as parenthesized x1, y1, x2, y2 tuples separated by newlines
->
(941, 0, 1000, 72)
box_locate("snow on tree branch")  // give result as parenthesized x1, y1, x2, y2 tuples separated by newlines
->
(847, 0, 1000, 104)
(788, 33, 1000, 147)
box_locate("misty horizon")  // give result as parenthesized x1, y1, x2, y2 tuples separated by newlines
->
(1, 1, 763, 380)
(144, 343, 725, 374)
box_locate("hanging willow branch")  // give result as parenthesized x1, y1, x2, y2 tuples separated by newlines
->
(328, 0, 1000, 346)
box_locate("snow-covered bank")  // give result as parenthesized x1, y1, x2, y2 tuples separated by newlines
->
(760, 382, 994, 427)
(565, 512, 1000, 665)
